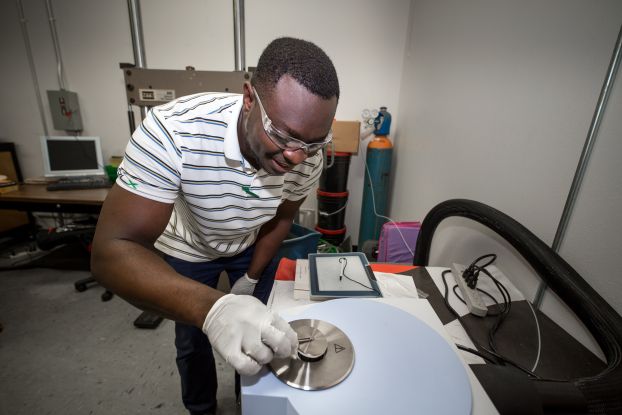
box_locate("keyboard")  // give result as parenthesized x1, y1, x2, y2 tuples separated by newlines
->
(46, 176, 112, 191)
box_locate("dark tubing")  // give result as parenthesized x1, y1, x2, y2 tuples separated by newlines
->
(413, 199, 622, 414)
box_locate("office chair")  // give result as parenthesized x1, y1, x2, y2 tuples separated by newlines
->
(74, 275, 114, 301)
(413, 199, 622, 414)
(36, 225, 114, 302)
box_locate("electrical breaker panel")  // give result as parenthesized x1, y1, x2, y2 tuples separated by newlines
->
(47, 90, 83, 131)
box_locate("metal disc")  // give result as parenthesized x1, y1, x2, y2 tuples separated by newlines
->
(269, 319, 354, 391)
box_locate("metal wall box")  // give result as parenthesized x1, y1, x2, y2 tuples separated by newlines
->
(47, 90, 83, 131)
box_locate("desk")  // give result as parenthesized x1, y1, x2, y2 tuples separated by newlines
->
(0, 182, 107, 273)
(0, 184, 108, 214)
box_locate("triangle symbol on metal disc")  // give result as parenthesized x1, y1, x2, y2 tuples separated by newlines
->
(334, 343, 345, 353)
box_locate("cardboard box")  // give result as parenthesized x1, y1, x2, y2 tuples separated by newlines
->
(331, 120, 360, 154)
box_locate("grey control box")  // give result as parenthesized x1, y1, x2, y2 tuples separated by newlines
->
(47, 89, 83, 131)
(122, 68, 250, 107)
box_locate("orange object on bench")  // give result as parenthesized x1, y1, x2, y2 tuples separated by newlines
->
(370, 263, 416, 273)
(275, 258, 297, 281)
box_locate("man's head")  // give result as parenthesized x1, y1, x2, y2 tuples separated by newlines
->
(238, 37, 339, 175)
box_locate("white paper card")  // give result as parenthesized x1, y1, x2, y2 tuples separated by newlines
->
(375, 272, 419, 298)
(293, 259, 310, 300)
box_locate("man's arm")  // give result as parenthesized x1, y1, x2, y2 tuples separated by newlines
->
(247, 197, 306, 279)
(90, 185, 223, 328)
(92, 185, 297, 375)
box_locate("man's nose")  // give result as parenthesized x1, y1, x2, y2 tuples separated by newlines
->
(282, 148, 308, 166)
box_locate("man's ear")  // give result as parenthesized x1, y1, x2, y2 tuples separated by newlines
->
(242, 82, 254, 112)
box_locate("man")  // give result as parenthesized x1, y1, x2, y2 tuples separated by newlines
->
(91, 37, 339, 415)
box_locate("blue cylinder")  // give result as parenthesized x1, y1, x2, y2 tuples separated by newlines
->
(374, 107, 392, 136)
(358, 138, 393, 249)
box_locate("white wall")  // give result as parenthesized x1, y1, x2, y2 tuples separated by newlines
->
(392, 0, 622, 350)
(0, 0, 135, 173)
(0, 0, 411, 243)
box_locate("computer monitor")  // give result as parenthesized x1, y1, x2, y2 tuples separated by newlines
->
(40, 136, 105, 177)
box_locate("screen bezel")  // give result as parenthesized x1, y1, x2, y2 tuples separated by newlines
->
(40, 136, 105, 177)
(309, 252, 382, 300)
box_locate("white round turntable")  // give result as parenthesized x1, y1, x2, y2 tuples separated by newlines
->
(242, 298, 472, 414)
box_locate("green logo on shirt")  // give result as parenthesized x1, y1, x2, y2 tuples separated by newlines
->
(127, 179, 138, 189)
(242, 185, 259, 198)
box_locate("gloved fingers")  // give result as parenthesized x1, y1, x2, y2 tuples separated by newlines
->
(242, 336, 274, 365)
(272, 317, 299, 356)
(227, 351, 262, 376)
(261, 318, 297, 359)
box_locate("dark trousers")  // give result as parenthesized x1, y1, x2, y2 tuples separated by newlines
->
(164, 245, 277, 415)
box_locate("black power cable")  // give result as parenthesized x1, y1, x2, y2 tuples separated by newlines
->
(338, 257, 382, 295)
(443, 263, 568, 383)
(440, 255, 542, 379)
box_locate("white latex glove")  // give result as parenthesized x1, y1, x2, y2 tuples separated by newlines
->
(230, 273, 258, 296)
(202, 294, 298, 376)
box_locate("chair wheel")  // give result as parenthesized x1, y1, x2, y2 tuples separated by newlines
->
(75, 283, 87, 292)
(101, 291, 113, 302)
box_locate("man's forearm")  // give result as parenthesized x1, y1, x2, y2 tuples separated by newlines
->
(246, 214, 293, 278)
(91, 239, 223, 328)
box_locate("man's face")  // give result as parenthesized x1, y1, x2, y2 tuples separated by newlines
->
(239, 75, 338, 175)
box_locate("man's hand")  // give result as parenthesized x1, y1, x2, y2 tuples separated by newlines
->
(230, 273, 258, 296)
(202, 294, 298, 376)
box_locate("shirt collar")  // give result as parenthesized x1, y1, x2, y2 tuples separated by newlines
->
(223, 95, 256, 172)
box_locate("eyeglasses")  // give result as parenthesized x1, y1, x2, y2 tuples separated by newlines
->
(252, 87, 333, 155)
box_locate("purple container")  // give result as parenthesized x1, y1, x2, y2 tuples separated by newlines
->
(377, 222, 421, 263)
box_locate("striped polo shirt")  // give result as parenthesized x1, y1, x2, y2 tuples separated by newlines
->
(116, 92, 323, 262)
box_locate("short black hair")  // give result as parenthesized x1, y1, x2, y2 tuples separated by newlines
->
(251, 37, 340, 100)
